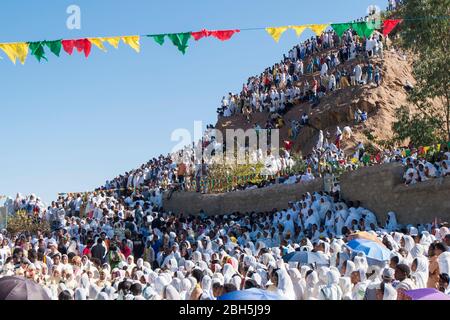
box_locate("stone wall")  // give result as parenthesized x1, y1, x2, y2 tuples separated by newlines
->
(340, 163, 450, 225)
(163, 179, 323, 216)
(164, 163, 450, 224)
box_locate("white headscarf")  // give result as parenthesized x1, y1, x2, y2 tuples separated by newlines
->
(74, 288, 87, 300)
(344, 260, 356, 277)
(305, 271, 320, 300)
(402, 235, 415, 252)
(383, 283, 397, 300)
(180, 278, 192, 300)
(222, 263, 236, 284)
(201, 275, 214, 300)
(319, 269, 342, 300)
(89, 284, 101, 300)
(96, 292, 110, 300)
(438, 252, 450, 275)
(317, 266, 330, 286)
(339, 277, 353, 300)
(354, 253, 368, 274)
(386, 212, 398, 232)
(165, 285, 181, 300)
(276, 268, 295, 300)
(411, 256, 429, 289)
(288, 268, 304, 300)
(230, 275, 242, 292)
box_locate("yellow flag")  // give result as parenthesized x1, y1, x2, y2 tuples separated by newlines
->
(89, 38, 107, 52)
(122, 36, 140, 53)
(424, 146, 430, 153)
(351, 158, 358, 164)
(0, 42, 29, 64)
(437, 144, 441, 152)
(102, 37, 121, 49)
(309, 24, 330, 36)
(290, 25, 307, 37)
(266, 27, 289, 42)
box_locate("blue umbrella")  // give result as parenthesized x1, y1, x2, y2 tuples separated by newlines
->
(218, 288, 285, 300)
(282, 251, 329, 266)
(346, 239, 391, 261)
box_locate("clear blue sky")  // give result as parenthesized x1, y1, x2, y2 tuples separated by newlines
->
(0, 0, 386, 204)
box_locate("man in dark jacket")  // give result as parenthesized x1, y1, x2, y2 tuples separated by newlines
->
(90, 237, 106, 264)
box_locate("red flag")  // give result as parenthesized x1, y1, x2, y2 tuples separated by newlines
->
(62, 39, 92, 57)
(75, 39, 92, 57)
(383, 19, 402, 36)
(210, 29, 240, 41)
(62, 40, 75, 55)
(191, 29, 240, 41)
(191, 29, 211, 41)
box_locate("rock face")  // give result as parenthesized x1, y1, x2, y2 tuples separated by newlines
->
(340, 163, 450, 225)
(216, 51, 417, 155)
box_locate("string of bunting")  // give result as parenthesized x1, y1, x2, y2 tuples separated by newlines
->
(0, 18, 414, 65)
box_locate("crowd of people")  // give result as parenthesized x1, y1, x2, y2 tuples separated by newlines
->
(1, 188, 449, 300)
(403, 151, 450, 185)
(217, 26, 384, 130)
(2, 1, 449, 301)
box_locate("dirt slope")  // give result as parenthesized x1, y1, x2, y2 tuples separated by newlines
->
(216, 50, 417, 156)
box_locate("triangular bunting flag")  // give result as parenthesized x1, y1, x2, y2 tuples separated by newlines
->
(290, 25, 308, 37)
(150, 34, 166, 46)
(331, 23, 352, 37)
(74, 39, 92, 57)
(103, 37, 121, 49)
(28, 41, 48, 62)
(62, 40, 75, 55)
(44, 40, 62, 57)
(62, 39, 91, 57)
(309, 24, 330, 36)
(265, 27, 289, 42)
(167, 33, 191, 54)
(122, 36, 140, 52)
(0, 42, 29, 64)
(191, 29, 211, 41)
(210, 30, 240, 41)
(382, 19, 402, 36)
(89, 38, 107, 52)
(351, 22, 375, 38)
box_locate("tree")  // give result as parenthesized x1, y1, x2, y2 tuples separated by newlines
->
(6, 210, 50, 237)
(392, 106, 443, 146)
(393, 0, 450, 144)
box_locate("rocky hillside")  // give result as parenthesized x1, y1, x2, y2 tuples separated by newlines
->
(216, 50, 417, 156)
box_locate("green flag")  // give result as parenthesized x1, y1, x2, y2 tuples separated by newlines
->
(28, 41, 47, 62)
(150, 34, 166, 46)
(351, 22, 375, 38)
(363, 154, 370, 164)
(44, 40, 62, 57)
(331, 23, 351, 37)
(405, 149, 411, 157)
(167, 32, 191, 54)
